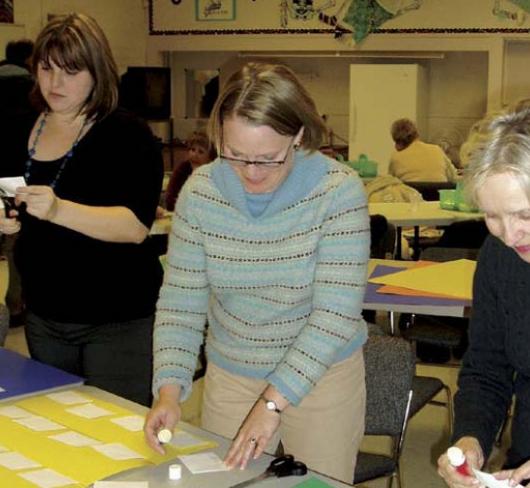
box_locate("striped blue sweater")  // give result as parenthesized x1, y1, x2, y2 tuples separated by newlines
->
(153, 151, 370, 405)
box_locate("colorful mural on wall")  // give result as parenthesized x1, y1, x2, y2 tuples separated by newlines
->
(149, 0, 530, 39)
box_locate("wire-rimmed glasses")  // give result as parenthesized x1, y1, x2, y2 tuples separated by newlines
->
(220, 137, 296, 169)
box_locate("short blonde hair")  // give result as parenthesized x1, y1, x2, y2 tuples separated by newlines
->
(208, 62, 326, 154)
(463, 101, 530, 206)
(31, 13, 119, 121)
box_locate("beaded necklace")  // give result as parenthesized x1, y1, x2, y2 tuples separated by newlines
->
(25, 111, 89, 189)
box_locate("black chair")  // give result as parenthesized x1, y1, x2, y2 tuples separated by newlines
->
(405, 181, 456, 201)
(400, 246, 479, 363)
(354, 334, 415, 488)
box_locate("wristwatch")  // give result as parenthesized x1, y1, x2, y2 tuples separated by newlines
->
(260, 394, 282, 414)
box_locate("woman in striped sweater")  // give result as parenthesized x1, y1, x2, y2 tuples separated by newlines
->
(144, 62, 370, 483)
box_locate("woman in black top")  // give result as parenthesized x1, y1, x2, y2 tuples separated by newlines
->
(0, 13, 163, 406)
(437, 101, 530, 487)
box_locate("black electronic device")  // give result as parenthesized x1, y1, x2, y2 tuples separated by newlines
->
(119, 66, 171, 120)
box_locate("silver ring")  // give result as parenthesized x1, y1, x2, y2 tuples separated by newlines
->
(249, 437, 257, 444)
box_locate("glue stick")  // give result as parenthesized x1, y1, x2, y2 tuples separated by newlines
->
(157, 428, 172, 444)
(447, 446, 471, 476)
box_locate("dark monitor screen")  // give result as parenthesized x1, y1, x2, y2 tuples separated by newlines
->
(119, 66, 171, 120)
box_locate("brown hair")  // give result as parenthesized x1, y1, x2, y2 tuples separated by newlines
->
(31, 13, 119, 121)
(208, 62, 326, 155)
(391, 118, 419, 150)
(187, 131, 217, 160)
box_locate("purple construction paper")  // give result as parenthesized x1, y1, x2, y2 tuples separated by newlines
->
(364, 264, 471, 307)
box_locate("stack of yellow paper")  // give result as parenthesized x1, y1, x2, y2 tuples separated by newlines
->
(368, 259, 477, 300)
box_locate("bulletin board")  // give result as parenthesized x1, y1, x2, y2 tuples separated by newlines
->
(149, 0, 530, 39)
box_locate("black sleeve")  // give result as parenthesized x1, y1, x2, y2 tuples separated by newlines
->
(109, 111, 163, 228)
(452, 236, 515, 459)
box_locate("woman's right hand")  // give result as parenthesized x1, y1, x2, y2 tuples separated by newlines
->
(144, 384, 181, 455)
(437, 437, 483, 487)
(0, 211, 21, 234)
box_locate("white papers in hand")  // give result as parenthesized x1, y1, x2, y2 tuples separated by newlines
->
(178, 452, 229, 474)
(0, 177, 26, 196)
(472, 468, 524, 488)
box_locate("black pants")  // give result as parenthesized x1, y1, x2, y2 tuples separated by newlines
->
(25, 311, 154, 406)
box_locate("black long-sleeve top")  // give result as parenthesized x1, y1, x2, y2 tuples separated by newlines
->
(453, 235, 530, 469)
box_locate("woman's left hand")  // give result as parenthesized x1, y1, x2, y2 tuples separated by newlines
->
(224, 401, 281, 470)
(16, 185, 59, 221)
(493, 460, 530, 487)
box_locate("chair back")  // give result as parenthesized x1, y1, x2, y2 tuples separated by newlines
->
(363, 335, 415, 437)
(406, 181, 456, 201)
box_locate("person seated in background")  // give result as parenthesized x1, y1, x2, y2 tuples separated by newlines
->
(165, 131, 216, 211)
(389, 118, 458, 183)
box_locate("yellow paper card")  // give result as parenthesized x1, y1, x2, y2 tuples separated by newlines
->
(369, 259, 477, 300)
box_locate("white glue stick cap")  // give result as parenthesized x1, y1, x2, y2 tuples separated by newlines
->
(447, 446, 465, 467)
(169, 463, 182, 480)
(157, 428, 172, 444)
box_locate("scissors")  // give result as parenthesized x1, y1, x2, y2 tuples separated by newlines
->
(230, 454, 308, 488)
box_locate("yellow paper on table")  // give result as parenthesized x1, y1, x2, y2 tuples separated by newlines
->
(369, 259, 477, 300)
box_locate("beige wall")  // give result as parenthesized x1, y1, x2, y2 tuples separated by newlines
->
(0, 0, 149, 74)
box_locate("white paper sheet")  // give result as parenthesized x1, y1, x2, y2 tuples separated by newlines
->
(0, 405, 32, 419)
(14, 415, 65, 432)
(473, 468, 524, 488)
(171, 431, 208, 448)
(178, 452, 229, 474)
(66, 403, 113, 419)
(0, 176, 26, 196)
(0, 452, 41, 470)
(46, 390, 91, 405)
(19, 468, 77, 488)
(94, 482, 149, 488)
(110, 415, 144, 432)
(48, 431, 101, 447)
(91, 443, 145, 460)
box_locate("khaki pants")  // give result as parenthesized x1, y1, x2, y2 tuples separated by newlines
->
(201, 349, 365, 483)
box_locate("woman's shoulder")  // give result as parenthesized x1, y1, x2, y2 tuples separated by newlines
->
(96, 107, 154, 138)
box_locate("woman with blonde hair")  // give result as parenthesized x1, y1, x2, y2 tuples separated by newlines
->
(145, 62, 370, 482)
(438, 101, 530, 487)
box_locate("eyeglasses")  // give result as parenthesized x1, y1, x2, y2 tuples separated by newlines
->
(220, 137, 296, 169)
